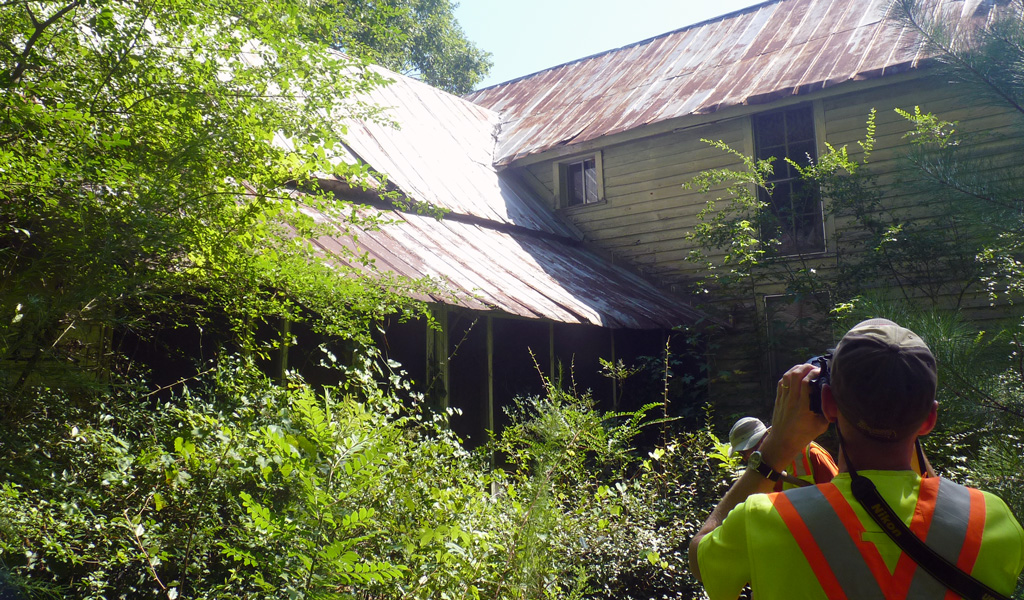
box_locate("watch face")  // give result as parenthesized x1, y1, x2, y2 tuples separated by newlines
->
(748, 451, 762, 469)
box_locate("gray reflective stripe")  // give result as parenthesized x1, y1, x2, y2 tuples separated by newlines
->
(905, 478, 975, 597)
(791, 447, 814, 478)
(786, 486, 887, 600)
(791, 457, 812, 478)
(785, 478, 979, 599)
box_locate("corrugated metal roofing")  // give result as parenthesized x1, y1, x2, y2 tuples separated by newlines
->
(310, 207, 704, 328)
(340, 69, 575, 235)
(464, 0, 1001, 165)
(311, 65, 704, 329)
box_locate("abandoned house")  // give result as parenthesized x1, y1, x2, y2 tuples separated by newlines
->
(459, 0, 1018, 411)
(306, 0, 1017, 435)
(298, 66, 708, 445)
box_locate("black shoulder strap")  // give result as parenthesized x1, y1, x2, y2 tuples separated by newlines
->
(849, 473, 1008, 600)
(780, 470, 813, 487)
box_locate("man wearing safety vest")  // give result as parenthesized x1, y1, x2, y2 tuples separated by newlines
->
(728, 416, 838, 491)
(689, 318, 1024, 599)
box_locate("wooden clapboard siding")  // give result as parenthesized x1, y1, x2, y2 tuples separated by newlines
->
(506, 72, 1021, 407)
(563, 118, 750, 270)
(821, 79, 1019, 324)
(522, 162, 554, 205)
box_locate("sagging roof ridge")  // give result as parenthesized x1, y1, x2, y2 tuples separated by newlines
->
(310, 173, 705, 328)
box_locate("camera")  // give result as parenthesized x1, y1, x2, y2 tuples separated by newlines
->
(807, 353, 832, 414)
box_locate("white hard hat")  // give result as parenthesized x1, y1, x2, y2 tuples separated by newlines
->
(728, 417, 767, 456)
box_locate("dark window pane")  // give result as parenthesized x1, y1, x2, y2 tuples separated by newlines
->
(789, 141, 817, 169)
(791, 183, 824, 252)
(756, 145, 775, 161)
(760, 146, 786, 179)
(771, 182, 793, 213)
(754, 112, 786, 148)
(787, 107, 815, 142)
(568, 162, 585, 205)
(752, 105, 823, 254)
(760, 184, 791, 235)
(782, 156, 797, 180)
(795, 218, 824, 252)
(566, 158, 598, 206)
(792, 179, 818, 212)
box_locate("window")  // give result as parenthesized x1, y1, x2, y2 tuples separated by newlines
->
(753, 105, 825, 255)
(555, 153, 603, 208)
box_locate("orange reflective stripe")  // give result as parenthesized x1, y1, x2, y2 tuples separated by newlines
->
(772, 492, 849, 600)
(892, 477, 941, 598)
(775, 477, 987, 600)
(960, 487, 986, 569)
(818, 483, 899, 597)
(942, 486, 987, 600)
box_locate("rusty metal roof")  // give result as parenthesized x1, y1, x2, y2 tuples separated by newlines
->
(309, 65, 704, 329)
(465, 0, 999, 165)
(341, 72, 576, 235)
(310, 207, 704, 328)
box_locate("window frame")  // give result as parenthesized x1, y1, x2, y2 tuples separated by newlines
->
(553, 151, 605, 209)
(752, 103, 827, 256)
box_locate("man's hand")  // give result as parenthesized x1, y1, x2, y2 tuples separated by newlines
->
(688, 362, 830, 583)
(758, 363, 830, 472)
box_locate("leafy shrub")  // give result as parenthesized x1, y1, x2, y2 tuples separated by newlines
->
(488, 376, 729, 600)
(0, 357, 411, 599)
(0, 354, 726, 599)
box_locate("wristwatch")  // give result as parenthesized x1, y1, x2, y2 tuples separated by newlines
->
(746, 450, 782, 482)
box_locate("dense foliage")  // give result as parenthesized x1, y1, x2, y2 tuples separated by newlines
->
(0, 354, 728, 599)
(330, 0, 493, 94)
(0, 1, 716, 598)
(0, 0, 446, 401)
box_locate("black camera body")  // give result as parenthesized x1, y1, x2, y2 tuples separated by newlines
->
(807, 353, 832, 415)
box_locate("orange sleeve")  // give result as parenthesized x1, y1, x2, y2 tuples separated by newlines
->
(808, 442, 838, 483)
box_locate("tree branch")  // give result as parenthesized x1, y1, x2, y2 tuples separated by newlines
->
(6, 0, 85, 87)
(896, 0, 1024, 118)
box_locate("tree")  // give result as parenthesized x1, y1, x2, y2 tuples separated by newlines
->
(883, 0, 1024, 527)
(0, 0, 439, 403)
(331, 0, 493, 94)
(887, 0, 1024, 308)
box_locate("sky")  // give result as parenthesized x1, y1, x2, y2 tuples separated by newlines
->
(453, 0, 769, 90)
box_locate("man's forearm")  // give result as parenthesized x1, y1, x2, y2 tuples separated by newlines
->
(688, 363, 827, 582)
(687, 465, 777, 580)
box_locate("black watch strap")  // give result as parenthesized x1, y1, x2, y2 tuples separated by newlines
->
(748, 451, 783, 482)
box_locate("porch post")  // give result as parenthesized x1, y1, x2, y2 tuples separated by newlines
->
(549, 321, 555, 380)
(278, 316, 291, 384)
(610, 328, 617, 410)
(426, 306, 450, 409)
(486, 315, 495, 439)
